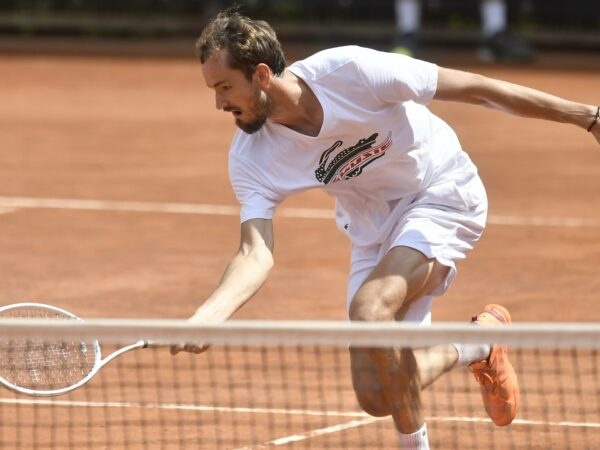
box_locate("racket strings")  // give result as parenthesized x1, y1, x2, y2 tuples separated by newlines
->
(0, 307, 98, 391)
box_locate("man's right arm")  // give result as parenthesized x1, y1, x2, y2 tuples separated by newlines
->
(171, 218, 274, 354)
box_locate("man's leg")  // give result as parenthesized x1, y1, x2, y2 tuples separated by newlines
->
(478, 0, 535, 62)
(392, 0, 422, 56)
(479, 0, 507, 38)
(348, 245, 520, 438)
(348, 245, 459, 434)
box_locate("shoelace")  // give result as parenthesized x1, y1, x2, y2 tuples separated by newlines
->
(472, 368, 494, 386)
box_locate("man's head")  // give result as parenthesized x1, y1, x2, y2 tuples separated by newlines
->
(197, 9, 286, 134)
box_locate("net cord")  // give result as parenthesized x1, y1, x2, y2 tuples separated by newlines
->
(0, 319, 597, 348)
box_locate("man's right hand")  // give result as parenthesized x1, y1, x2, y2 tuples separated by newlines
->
(170, 312, 210, 355)
(170, 342, 209, 355)
(170, 219, 274, 356)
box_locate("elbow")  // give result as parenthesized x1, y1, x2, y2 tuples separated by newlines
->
(256, 245, 274, 275)
(251, 246, 274, 290)
(240, 243, 274, 277)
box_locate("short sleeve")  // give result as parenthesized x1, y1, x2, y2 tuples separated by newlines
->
(229, 153, 280, 223)
(355, 47, 438, 105)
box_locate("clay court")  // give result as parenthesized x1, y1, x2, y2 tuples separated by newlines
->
(0, 41, 599, 448)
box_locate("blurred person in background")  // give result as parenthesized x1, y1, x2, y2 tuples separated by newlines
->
(393, 0, 535, 62)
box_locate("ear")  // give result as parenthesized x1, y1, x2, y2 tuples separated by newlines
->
(254, 63, 272, 88)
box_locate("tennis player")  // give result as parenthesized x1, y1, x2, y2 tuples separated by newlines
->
(172, 9, 600, 448)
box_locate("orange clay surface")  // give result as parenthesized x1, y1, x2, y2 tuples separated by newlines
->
(0, 43, 599, 449)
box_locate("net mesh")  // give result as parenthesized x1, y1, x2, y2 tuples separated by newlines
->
(0, 319, 598, 449)
(0, 306, 98, 392)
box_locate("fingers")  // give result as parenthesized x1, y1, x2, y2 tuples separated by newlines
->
(191, 345, 207, 354)
(170, 343, 208, 355)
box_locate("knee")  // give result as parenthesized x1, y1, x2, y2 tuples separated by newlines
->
(351, 349, 391, 417)
(351, 347, 421, 418)
(354, 388, 391, 417)
(352, 364, 420, 418)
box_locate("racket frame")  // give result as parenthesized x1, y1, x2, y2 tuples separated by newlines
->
(0, 302, 146, 397)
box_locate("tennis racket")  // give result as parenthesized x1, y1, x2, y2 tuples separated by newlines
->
(0, 302, 147, 397)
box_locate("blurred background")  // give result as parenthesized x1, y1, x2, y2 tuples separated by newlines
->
(0, 0, 598, 65)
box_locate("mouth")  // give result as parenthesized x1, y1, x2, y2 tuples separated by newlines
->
(224, 106, 242, 118)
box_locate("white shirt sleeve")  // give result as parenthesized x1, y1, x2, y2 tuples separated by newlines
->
(229, 153, 280, 223)
(354, 47, 438, 105)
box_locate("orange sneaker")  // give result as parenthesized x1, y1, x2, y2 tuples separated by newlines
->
(468, 304, 520, 426)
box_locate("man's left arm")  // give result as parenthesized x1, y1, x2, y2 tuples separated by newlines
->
(434, 67, 600, 144)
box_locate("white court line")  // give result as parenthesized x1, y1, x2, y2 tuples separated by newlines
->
(2, 397, 598, 450)
(0, 196, 240, 216)
(234, 416, 385, 450)
(1, 397, 598, 430)
(236, 415, 600, 449)
(0, 399, 380, 450)
(487, 214, 600, 228)
(0, 397, 365, 418)
(0, 196, 598, 227)
(428, 415, 600, 429)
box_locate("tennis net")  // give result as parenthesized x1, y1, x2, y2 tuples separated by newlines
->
(0, 319, 598, 449)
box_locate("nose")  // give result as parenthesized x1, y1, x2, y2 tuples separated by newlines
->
(215, 93, 224, 110)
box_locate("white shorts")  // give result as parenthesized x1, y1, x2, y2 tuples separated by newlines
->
(346, 172, 488, 323)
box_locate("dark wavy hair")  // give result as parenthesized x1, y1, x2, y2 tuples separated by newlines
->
(196, 8, 286, 80)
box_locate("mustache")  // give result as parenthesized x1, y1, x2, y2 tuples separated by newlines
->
(223, 105, 240, 112)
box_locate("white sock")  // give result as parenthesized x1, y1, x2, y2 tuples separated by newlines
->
(395, 0, 421, 35)
(480, 0, 507, 36)
(453, 342, 491, 366)
(398, 423, 429, 449)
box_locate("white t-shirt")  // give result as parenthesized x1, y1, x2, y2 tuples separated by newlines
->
(228, 45, 478, 247)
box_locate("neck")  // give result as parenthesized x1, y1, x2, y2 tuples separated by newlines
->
(268, 70, 323, 137)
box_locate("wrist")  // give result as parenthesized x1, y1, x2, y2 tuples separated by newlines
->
(587, 106, 600, 132)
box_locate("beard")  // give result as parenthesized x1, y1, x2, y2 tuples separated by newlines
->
(235, 86, 273, 134)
